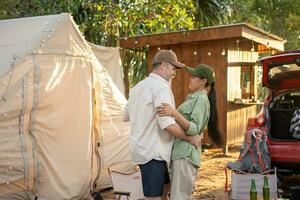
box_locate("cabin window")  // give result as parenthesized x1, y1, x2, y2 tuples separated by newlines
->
(241, 66, 254, 100)
(227, 65, 264, 103)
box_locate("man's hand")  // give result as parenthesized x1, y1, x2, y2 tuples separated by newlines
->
(188, 135, 202, 148)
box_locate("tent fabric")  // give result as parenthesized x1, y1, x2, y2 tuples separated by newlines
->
(90, 43, 125, 95)
(0, 13, 133, 199)
(92, 57, 134, 191)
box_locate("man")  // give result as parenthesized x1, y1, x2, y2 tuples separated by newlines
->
(123, 50, 201, 200)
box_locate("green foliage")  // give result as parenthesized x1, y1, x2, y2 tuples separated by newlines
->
(0, 0, 299, 93)
(227, 0, 300, 50)
(194, 0, 232, 27)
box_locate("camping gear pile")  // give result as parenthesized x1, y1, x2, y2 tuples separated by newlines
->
(225, 129, 277, 199)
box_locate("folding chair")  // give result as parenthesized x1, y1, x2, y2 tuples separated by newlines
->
(108, 168, 145, 200)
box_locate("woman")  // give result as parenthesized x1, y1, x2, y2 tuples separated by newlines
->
(156, 64, 224, 200)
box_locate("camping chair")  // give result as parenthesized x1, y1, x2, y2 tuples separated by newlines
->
(108, 167, 145, 200)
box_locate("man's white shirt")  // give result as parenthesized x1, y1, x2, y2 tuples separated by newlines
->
(123, 73, 176, 165)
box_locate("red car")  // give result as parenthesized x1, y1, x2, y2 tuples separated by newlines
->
(247, 50, 300, 171)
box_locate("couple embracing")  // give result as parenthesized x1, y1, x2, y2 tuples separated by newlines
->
(123, 50, 223, 200)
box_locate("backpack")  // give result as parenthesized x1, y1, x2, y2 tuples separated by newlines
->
(227, 128, 271, 173)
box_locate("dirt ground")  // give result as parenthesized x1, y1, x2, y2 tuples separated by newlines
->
(192, 145, 240, 200)
(101, 144, 241, 200)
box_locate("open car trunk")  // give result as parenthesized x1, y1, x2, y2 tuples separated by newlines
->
(267, 91, 300, 170)
(269, 91, 300, 140)
(261, 52, 300, 90)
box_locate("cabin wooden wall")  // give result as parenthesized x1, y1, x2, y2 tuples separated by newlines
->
(226, 40, 260, 145)
(226, 104, 258, 144)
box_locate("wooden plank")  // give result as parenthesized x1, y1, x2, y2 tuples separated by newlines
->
(120, 24, 283, 50)
(242, 26, 284, 51)
(120, 25, 243, 48)
(226, 103, 258, 145)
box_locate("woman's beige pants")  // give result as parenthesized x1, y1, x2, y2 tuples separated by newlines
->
(170, 158, 198, 200)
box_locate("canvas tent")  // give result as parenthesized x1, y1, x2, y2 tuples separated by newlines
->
(90, 43, 125, 95)
(0, 13, 133, 200)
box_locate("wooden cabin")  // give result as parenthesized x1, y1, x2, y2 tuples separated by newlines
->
(119, 23, 284, 151)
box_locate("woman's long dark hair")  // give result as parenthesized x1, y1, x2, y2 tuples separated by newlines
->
(207, 82, 224, 147)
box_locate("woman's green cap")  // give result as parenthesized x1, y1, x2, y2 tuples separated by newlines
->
(186, 64, 215, 84)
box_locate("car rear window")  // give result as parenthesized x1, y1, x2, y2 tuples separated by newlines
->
(268, 59, 300, 83)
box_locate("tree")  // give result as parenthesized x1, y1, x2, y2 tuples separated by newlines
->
(0, 0, 197, 97)
(1, 0, 298, 97)
(193, 0, 232, 27)
(227, 0, 300, 50)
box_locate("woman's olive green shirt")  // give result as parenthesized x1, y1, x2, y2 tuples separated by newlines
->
(171, 91, 210, 167)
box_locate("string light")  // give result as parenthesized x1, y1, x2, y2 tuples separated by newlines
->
(221, 49, 226, 56)
(193, 51, 197, 55)
(157, 47, 161, 51)
(208, 52, 211, 56)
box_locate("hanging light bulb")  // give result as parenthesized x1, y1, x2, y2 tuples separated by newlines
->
(194, 51, 197, 55)
(251, 45, 255, 52)
(208, 52, 211, 56)
(157, 47, 161, 51)
(221, 49, 226, 56)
